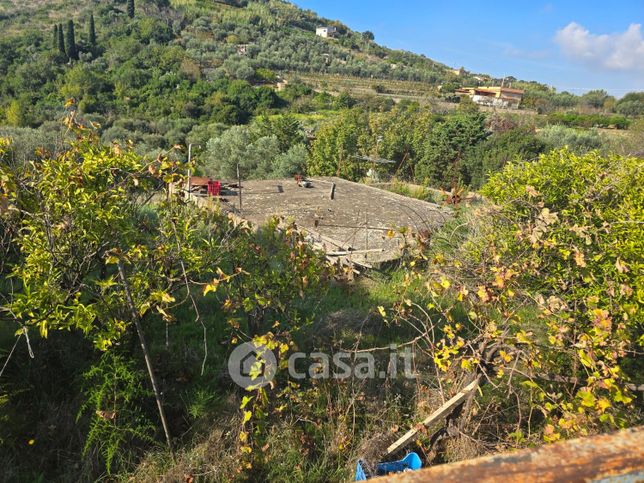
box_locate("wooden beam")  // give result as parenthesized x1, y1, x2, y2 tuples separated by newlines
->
(385, 378, 480, 456)
(377, 427, 644, 482)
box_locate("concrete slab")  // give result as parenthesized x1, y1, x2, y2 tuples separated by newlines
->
(218, 177, 452, 264)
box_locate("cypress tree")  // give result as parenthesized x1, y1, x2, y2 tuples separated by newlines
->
(57, 23, 66, 58)
(88, 13, 96, 46)
(127, 0, 135, 18)
(66, 20, 77, 60)
(53, 24, 58, 49)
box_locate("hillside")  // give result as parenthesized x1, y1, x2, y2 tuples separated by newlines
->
(0, 0, 456, 80)
(0, 0, 536, 131)
(2, 0, 640, 159)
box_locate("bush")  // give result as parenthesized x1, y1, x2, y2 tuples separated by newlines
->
(415, 113, 487, 187)
(468, 149, 643, 441)
(547, 112, 629, 129)
(615, 92, 644, 117)
(537, 125, 603, 153)
(462, 127, 547, 188)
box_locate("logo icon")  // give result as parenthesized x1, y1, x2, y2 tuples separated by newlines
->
(228, 342, 277, 388)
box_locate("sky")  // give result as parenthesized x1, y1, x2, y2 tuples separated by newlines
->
(292, 0, 644, 97)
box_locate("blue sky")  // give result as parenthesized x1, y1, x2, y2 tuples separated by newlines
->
(292, 0, 644, 97)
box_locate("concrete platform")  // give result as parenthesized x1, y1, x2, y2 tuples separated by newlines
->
(217, 177, 452, 264)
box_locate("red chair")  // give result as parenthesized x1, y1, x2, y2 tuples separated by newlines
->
(208, 180, 222, 196)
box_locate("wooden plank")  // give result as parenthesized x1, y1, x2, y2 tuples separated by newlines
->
(378, 426, 644, 483)
(385, 378, 480, 456)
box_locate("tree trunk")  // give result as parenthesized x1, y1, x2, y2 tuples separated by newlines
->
(117, 260, 173, 454)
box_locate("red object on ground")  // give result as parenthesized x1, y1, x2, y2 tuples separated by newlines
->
(208, 180, 221, 196)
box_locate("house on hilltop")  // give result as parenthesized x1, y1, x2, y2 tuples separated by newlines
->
(316, 26, 337, 38)
(456, 86, 524, 109)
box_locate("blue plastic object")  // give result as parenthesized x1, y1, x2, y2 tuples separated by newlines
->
(355, 452, 422, 480)
(355, 460, 369, 481)
(376, 452, 422, 475)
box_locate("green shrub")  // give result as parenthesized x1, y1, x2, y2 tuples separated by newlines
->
(537, 125, 603, 153)
(462, 127, 547, 188)
(547, 112, 629, 129)
(79, 352, 156, 474)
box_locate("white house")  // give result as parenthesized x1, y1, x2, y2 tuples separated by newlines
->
(316, 26, 337, 38)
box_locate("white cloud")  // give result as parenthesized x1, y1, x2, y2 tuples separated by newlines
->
(555, 22, 644, 71)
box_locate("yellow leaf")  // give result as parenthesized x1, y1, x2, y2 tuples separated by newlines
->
(440, 277, 451, 289)
(516, 330, 531, 344)
(242, 410, 252, 424)
(578, 349, 594, 368)
(203, 280, 219, 295)
(377, 306, 386, 317)
(578, 388, 596, 408)
(596, 398, 611, 413)
(477, 286, 490, 303)
(493, 274, 505, 289)
(499, 350, 513, 363)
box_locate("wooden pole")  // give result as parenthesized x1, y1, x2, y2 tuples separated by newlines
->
(237, 163, 242, 212)
(117, 260, 174, 454)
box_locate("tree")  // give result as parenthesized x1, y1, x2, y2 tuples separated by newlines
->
(362, 30, 375, 41)
(203, 125, 282, 179)
(88, 13, 96, 47)
(581, 89, 609, 110)
(415, 113, 487, 187)
(127, 0, 135, 19)
(66, 20, 77, 60)
(0, 116, 230, 462)
(252, 114, 305, 152)
(615, 92, 644, 117)
(385, 149, 643, 452)
(273, 143, 308, 177)
(5, 100, 26, 127)
(57, 23, 66, 58)
(308, 109, 369, 180)
(462, 127, 547, 188)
